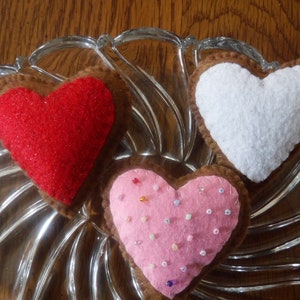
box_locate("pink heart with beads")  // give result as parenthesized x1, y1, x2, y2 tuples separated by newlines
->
(107, 167, 249, 299)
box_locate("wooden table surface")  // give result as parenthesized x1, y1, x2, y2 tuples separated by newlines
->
(1, 0, 300, 65)
(0, 0, 299, 299)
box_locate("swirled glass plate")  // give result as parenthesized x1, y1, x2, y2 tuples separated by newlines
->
(0, 28, 299, 299)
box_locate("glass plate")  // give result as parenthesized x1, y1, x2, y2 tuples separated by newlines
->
(0, 28, 299, 299)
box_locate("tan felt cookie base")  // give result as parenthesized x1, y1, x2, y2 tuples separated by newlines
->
(188, 51, 300, 184)
(102, 157, 250, 299)
(0, 64, 132, 218)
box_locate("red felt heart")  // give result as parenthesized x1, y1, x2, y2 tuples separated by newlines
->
(0, 77, 115, 205)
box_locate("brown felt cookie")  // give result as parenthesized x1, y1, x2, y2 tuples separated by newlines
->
(102, 158, 250, 299)
(0, 65, 132, 218)
(189, 51, 300, 183)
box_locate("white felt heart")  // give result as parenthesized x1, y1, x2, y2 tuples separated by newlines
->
(192, 60, 300, 182)
(108, 168, 244, 299)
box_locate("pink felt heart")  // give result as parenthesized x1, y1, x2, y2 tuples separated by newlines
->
(108, 168, 245, 298)
(0, 77, 115, 205)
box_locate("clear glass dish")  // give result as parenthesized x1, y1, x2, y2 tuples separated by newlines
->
(0, 28, 299, 299)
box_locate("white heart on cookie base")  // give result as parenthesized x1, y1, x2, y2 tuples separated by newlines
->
(190, 52, 300, 182)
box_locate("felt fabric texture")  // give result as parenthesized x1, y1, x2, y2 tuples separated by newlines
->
(0, 77, 115, 205)
(194, 62, 300, 182)
(109, 168, 240, 299)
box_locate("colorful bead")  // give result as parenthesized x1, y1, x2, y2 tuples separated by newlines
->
(213, 228, 220, 235)
(206, 208, 212, 215)
(164, 218, 171, 224)
(141, 216, 147, 223)
(149, 233, 155, 240)
(173, 199, 181, 206)
(180, 266, 187, 272)
(198, 186, 205, 192)
(117, 194, 125, 201)
(171, 243, 178, 251)
(187, 235, 193, 242)
(219, 187, 225, 194)
(225, 209, 231, 215)
(166, 280, 173, 287)
(132, 177, 139, 184)
(185, 213, 192, 220)
(200, 249, 206, 256)
(139, 196, 147, 202)
(166, 280, 175, 287)
(152, 184, 159, 191)
(161, 261, 168, 267)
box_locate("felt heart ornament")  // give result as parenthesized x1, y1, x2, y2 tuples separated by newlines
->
(0, 66, 131, 216)
(189, 52, 300, 182)
(104, 162, 249, 299)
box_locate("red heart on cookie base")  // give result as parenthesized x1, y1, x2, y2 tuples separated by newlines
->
(0, 76, 115, 206)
